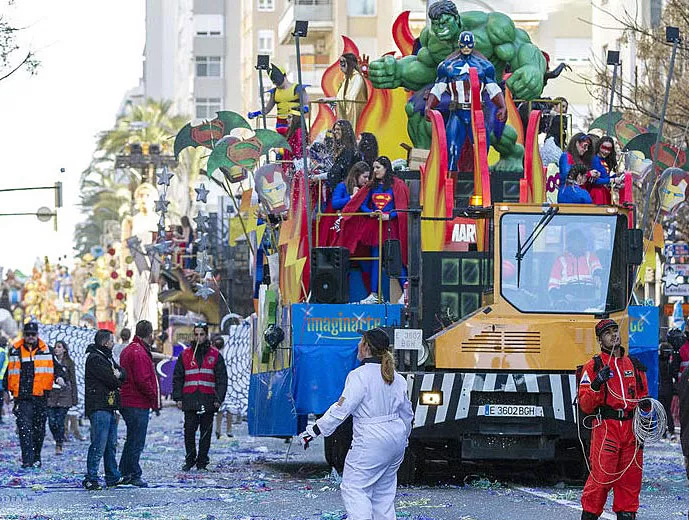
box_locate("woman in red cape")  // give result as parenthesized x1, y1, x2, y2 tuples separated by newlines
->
(337, 156, 409, 303)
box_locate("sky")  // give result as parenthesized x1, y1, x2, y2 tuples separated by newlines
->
(0, 0, 145, 274)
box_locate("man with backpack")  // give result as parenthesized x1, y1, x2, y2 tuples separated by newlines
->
(578, 319, 648, 520)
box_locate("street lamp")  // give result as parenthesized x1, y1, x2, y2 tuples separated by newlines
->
(641, 26, 682, 238)
(606, 50, 621, 136)
(256, 54, 270, 130)
(293, 20, 312, 260)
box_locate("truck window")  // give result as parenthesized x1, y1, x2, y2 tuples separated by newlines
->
(500, 213, 626, 314)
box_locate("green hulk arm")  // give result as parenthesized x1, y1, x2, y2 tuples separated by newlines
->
(506, 29, 546, 100)
(369, 28, 439, 91)
(463, 11, 546, 100)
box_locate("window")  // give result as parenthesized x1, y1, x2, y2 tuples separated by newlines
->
(196, 56, 222, 77)
(554, 38, 591, 63)
(402, 0, 425, 11)
(195, 98, 222, 119)
(347, 0, 375, 16)
(258, 30, 274, 55)
(257, 0, 275, 11)
(194, 14, 223, 36)
(500, 213, 626, 314)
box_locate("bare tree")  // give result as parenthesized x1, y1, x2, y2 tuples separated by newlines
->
(0, 2, 39, 82)
(583, 0, 689, 144)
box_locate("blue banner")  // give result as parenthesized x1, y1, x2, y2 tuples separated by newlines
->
(628, 306, 660, 399)
(628, 306, 659, 351)
(291, 303, 403, 345)
(248, 368, 297, 436)
(291, 303, 403, 414)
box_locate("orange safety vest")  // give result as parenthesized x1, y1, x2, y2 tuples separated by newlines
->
(7, 339, 54, 398)
(181, 345, 219, 395)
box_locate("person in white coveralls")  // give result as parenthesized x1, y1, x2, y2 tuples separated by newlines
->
(299, 327, 413, 520)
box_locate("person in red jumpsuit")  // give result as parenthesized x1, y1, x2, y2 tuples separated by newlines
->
(578, 319, 648, 520)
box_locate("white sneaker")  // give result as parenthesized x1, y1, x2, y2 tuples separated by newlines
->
(360, 293, 379, 304)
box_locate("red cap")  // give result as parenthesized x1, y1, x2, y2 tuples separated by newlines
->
(595, 319, 618, 337)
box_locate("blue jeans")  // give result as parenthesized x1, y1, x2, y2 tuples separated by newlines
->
(119, 407, 150, 480)
(86, 410, 121, 485)
(47, 407, 68, 445)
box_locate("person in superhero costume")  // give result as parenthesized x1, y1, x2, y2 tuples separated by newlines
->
(248, 64, 307, 135)
(425, 30, 506, 172)
(578, 319, 648, 520)
(338, 156, 409, 303)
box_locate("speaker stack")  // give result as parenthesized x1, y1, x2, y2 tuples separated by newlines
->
(311, 247, 350, 303)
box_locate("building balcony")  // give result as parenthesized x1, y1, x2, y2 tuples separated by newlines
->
(278, 0, 334, 45)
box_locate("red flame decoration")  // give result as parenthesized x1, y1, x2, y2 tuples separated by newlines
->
(392, 11, 415, 57)
(310, 36, 361, 140)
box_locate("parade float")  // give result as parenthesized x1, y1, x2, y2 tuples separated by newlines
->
(165, 2, 688, 480)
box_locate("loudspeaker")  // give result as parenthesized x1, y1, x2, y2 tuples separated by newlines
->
(383, 239, 403, 277)
(311, 247, 349, 303)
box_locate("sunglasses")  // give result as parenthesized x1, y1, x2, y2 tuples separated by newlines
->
(600, 144, 613, 151)
(25, 332, 37, 337)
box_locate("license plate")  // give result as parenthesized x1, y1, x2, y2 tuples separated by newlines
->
(480, 404, 544, 417)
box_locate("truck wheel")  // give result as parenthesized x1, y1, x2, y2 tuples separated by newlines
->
(397, 446, 420, 485)
(323, 416, 353, 476)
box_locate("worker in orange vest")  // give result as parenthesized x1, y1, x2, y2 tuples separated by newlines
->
(6, 321, 54, 468)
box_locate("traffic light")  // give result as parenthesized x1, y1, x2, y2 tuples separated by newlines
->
(54, 181, 63, 208)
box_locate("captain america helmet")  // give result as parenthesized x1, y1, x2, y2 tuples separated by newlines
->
(458, 31, 475, 49)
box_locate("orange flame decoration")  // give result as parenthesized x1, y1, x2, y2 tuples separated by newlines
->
(309, 36, 360, 141)
(279, 175, 309, 303)
(470, 68, 491, 207)
(504, 84, 523, 147)
(420, 109, 450, 251)
(357, 86, 411, 159)
(392, 11, 415, 56)
(524, 110, 544, 203)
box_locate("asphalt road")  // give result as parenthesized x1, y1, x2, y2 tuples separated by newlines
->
(0, 405, 686, 519)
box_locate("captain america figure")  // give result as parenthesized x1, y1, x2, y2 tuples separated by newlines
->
(425, 31, 507, 172)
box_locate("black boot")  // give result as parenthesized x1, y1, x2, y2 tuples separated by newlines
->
(616, 513, 635, 520)
(581, 512, 599, 520)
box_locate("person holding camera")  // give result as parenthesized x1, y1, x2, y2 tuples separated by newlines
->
(173, 323, 227, 471)
(83, 329, 127, 490)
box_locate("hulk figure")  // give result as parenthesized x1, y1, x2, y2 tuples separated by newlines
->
(369, 1, 546, 173)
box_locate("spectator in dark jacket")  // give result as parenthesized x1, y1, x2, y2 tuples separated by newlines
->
(658, 342, 676, 438)
(679, 363, 689, 480)
(47, 340, 78, 455)
(118, 320, 160, 487)
(173, 323, 227, 471)
(83, 329, 126, 491)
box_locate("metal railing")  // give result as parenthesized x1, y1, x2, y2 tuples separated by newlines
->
(315, 207, 385, 302)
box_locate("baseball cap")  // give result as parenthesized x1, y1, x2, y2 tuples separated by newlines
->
(595, 318, 618, 337)
(23, 321, 39, 335)
(358, 327, 390, 351)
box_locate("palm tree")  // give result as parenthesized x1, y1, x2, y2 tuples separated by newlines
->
(75, 99, 199, 255)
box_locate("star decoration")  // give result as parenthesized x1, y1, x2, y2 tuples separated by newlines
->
(195, 233, 209, 252)
(155, 196, 170, 213)
(195, 184, 210, 203)
(195, 253, 213, 276)
(457, 62, 471, 76)
(195, 283, 215, 300)
(662, 268, 683, 288)
(126, 236, 142, 253)
(194, 212, 210, 232)
(157, 167, 174, 186)
(152, 240, 173, 255)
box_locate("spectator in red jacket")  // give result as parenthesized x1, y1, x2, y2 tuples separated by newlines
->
(117, 320, 161, 487)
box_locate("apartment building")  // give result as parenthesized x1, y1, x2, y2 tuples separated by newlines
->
(137, 0, 663, 134)
(141, 0, 243, 120)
